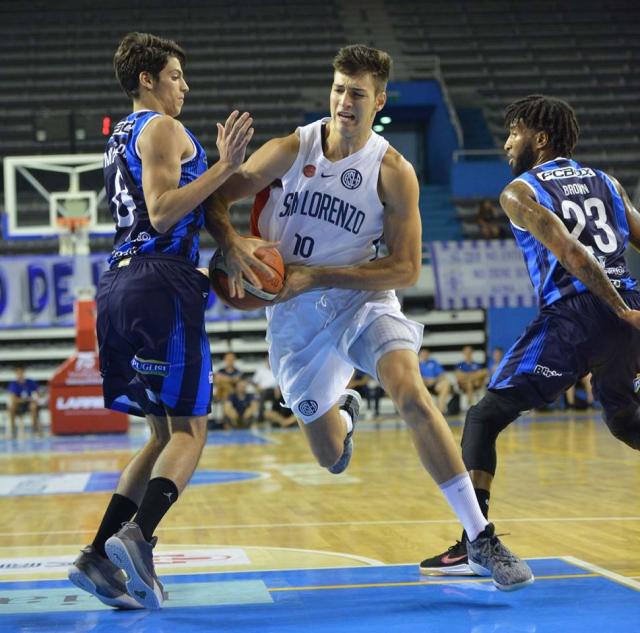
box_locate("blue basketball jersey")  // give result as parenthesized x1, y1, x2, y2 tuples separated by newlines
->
(511, 157, 636, 307)
(103, 110, 208, 267)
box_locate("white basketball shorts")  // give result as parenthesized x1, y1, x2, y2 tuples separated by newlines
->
(266, 288, 423, 423)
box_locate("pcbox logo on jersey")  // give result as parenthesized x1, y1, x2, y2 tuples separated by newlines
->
(533, 364, 563, 378)
(634, 374, 640, 394)
(341, 169, 362, 190)
(298, 400, 319, 416)
(536, 167, 596, 181)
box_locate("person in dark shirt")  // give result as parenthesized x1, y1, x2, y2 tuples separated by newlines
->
(264, 386, 297, 428)
(348, 370, 384, 418)
(224, 380, 258, 429)
(215, 352, 242, 403)
(7, 365, 41, 438)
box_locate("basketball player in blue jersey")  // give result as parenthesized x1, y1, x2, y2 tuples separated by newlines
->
(67, 32, 273, 610)
(209, 45, 533, 592)
(421, 94, 640, 576)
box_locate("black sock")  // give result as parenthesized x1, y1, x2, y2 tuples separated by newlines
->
(92, 494, 138, 557)
(475, 488, 491, 519)
(134, 477, 179, 542)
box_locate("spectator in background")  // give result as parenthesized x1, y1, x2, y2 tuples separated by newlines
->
(487, 347, 504, 380)
(263, 386, 297, 428)
(7, 365, 41, 438)
(215, 352, 241, 403)
(348, 369, 384, 418)
(418, 349, 452, 413)
(565, 373, 594, 409)
(477, 198, 501, 239)
(455, 346, 488, 407)
(224, 379, 258, 429)
(252, 356, 277, 422)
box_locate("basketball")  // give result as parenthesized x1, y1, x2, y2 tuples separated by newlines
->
(209, 245, 285, 310)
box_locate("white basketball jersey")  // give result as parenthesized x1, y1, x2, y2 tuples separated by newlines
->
(252, 118, 389, 266)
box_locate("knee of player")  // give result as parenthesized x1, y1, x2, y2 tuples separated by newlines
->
(396, 390, 440, 427)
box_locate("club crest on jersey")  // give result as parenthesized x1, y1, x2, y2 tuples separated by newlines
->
(303, 164, 316, 178)
(298, 399, 319, 416)
(341, 168, 362, 190)
(634, 374, 640, 394)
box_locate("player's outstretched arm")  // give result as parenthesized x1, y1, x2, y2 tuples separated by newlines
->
(140, 111, 253, 233)
(277, 149, 421, 301)
(205, 134, 298, 296)
(500, 181, 640, 328)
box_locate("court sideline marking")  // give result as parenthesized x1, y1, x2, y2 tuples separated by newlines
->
(2, 514, 639, 537)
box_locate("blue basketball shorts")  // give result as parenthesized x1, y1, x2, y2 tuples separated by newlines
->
(489, 290, 640, 417)
(96, 256, 212, 418)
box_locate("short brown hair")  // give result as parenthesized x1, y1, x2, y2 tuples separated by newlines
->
(333, 44, 391, 93)
(113, 32, 186, 99)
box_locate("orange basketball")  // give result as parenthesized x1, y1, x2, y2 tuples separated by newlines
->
(209, 245, 285, 310)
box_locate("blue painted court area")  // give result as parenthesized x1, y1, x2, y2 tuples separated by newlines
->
(1, 558, 638, 633)
(0, 429, 272, 454)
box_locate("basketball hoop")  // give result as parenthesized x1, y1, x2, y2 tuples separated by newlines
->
(56, 215, 91, 233)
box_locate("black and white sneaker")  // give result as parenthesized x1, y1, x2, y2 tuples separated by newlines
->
(419, 537, 474, 576)
(328, 389, 362, 474)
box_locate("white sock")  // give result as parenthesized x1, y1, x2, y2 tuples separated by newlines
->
(339, 409, 353, 434)
(439, 472, 488, 541)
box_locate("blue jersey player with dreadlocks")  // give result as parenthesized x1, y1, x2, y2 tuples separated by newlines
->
(421, 94, 640, 576)
(68, 32, 274, 609)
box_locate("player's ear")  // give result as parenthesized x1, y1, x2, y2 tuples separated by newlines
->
(138, 71, 154, 92)
(375, 91, 387, 112)
(534, 130, 550, 151)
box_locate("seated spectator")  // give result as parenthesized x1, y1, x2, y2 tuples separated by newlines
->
(252, 357, 277, 422)
(263, 386, 297, 428)
(455, 345, 488, 407)
(487, 347, 504, 380)
(224, 380, 258, 429)
(565, 373, 594, 409)
(215, 352, 241, 403)
(7, 365, 42, 438)
(348, 370, 384, 418)
(418, 348, 452, 413)
(477, 198, 501, 239)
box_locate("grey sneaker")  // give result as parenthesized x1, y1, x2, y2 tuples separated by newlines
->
(68, 545, 143, 609)
(467, 523, 534, 592)
(328, 389, 362, 474)
(105, 522, 165, 609)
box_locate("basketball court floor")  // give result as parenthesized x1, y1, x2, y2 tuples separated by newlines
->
(1, 410, 639, 631)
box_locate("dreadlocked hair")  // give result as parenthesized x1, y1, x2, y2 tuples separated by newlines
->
(504, 94, 579, 157)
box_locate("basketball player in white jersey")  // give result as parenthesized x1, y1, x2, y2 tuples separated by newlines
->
(209, 45, 532, 591)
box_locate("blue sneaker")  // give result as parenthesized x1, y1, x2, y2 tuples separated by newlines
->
(328, 389, 362, 474)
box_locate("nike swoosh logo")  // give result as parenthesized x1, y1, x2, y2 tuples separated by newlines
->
(441, 554, 467, 564)
(320, 173, 335, 178)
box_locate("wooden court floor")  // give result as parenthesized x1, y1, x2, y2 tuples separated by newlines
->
(1, 408, 639, 584)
